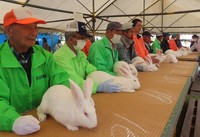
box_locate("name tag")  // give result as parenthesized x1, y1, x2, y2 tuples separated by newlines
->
(36, 74, 47, 80)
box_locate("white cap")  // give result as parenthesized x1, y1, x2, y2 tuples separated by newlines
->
(66, 21, 92, 37)
(122, 22, 133, 30)
(156, 33, 163, 37)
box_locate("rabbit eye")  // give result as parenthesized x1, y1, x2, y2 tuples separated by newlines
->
(84, 112, 88, 117)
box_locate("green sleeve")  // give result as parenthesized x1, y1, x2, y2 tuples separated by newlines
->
(151, 42, 157, 54)
(54, 53, 98, 94)
(0, 70, 20, 131)
(88, 42, 116, 76)
(152, 40, 161, 54)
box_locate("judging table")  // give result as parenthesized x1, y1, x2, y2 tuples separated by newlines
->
(1, 60, 198, 137)
(177, 52, 200, 61)
(156, 61, 198, 82)
(0, 76, 191, 137)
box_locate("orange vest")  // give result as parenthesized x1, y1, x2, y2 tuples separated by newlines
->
(133, 34, 149, 59)
(81, 39, 92, 57)
(168, 39, 178, 51)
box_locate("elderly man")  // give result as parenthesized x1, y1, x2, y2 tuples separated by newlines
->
(161, 32, 171, 53)
(0, 8, 70, 135)
(88, 22, 122, 75)
(54, 21, 121, 94)
(116, 22, 137, 64)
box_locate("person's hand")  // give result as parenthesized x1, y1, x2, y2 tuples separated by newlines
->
(97, 79, 121, 93)
(156, 49, 163, 55)
(12, 115, 40, 135)
(151, 56, 160, 64)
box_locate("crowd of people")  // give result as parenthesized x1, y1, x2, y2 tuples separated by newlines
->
(0, 7, 199, 135)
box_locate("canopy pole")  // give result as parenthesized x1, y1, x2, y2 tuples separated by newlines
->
(161, 0, 164, 32)
(92, 0, 96, 41)
(143, 0, 145, 32)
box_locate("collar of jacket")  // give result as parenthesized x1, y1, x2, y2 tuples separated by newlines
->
(155, 38, 161, 44)
(121, 35, 134, 48)
(1, 42, 46, 68)
(102, 36, 115, 49)
(62, 43, 84, 59)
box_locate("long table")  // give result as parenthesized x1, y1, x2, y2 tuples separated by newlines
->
(0, 61, 198, 137)
(177, 52, 200, 61)
(157, 61, 198, 81)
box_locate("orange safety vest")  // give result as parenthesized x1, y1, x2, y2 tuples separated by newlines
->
(81, 39, 92, 57)
(133, 34, 149, 59)
(168, 39, 178, 51)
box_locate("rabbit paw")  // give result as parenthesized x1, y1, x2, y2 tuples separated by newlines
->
(66, 125, 79, 131)
(37, 112, 47, 122)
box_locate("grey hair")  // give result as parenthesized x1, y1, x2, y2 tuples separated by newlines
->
(64, 32, 76, 41)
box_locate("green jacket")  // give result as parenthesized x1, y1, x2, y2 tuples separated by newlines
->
(54, 44, 98, 94)
(151, 38, 161, 54)
(88, 36, 118, 76)
(0, 42, 70, 131)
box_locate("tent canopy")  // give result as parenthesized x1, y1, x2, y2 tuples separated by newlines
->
(1, 0, 200, 34)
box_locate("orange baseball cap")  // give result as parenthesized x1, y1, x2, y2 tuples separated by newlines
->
(3, 8, 46, 27)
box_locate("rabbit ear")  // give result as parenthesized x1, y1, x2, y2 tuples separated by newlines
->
(69, 79, 85, 107)
(118, 67, 132, 78)
(122, 64, 132, 74)
(84, 78, 93, 100)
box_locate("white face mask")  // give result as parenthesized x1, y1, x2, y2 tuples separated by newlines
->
(74, 40, 86, 51)
(111, 34, 121, 44)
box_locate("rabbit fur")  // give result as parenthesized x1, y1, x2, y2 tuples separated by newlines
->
(162, 54, 178, 63)
(37, 78, 97, 131)
(87, 71, 140, 92)
(165, 49, 181, 57)
(113, 61, 138, 77)
(154, 53, 178, 63)
(131, 56, 158, 72)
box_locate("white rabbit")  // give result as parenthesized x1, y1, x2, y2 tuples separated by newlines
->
(113, 61, 138, 77)
(87, 70, 140, 92)
(179, 47, 192, 55)
(165, 49, 181, 57)
(129, 63, 138, 77)
(131, 56, 158, 72)
(163, 54, 178, 63)
(148, 53, 165, 64)
(37, 78, 97, 131)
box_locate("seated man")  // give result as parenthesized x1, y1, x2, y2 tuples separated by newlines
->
(190, 34, 200, 52)
(132, 19, 159, 64)
(151, 33, 163, 54)
(175, 33, 183, 48)
(142, 31, 153, 53)
(161, 32, 171, 53)
(54, 21, 121, 93)
(168, 33, 178, 51)
(88, 22, 122, 75)
(116, 22, 136, 64)
(0, 8, 70, 135)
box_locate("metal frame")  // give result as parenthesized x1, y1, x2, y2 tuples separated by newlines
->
(1, 0, 200, 34)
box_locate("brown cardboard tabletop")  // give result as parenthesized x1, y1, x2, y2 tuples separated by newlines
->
(152, 61, 198, 81)
(0, 73, 191, 137)
(177, 52, 200, 61)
